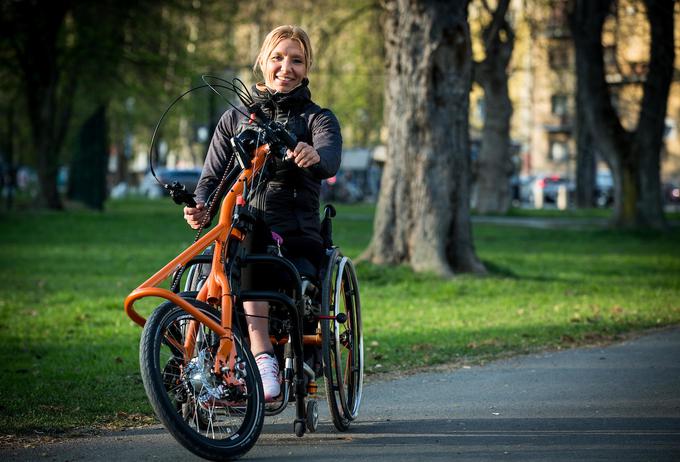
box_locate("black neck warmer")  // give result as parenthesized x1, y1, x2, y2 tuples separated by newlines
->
(251, 78, 312, 115)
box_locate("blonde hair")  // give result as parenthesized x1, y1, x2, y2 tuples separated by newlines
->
(253, 25, 313, 78)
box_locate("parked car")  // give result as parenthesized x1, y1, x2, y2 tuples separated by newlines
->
(321, 171, 364, 203)
(139, 167, 202, 199)
(528, 174, 573, 205)
(595, 170, 614, 207)
(511, 174, 534, 206)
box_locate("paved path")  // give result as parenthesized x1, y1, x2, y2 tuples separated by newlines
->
(3, 328, 679, 461)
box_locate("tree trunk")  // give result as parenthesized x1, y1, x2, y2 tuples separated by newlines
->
(9, 1, 76, 210)
(574, 119, 596, 208)
(2, 102, 17, 210)
(573, 52, 596, 209)
(634, 0, 674, 229)
(361, 0, 485, 276)
(474, 0, 514, 214)
(569, 0, 673, 229)
(68, 104, 109, 210)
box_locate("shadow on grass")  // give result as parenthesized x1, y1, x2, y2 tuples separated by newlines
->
(479, 260, 518, 278)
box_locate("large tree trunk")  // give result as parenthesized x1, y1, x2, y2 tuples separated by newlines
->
(474, 0, 515, 214)
(634, 0, 674, 229)
(569, 0, 673, 229)
(573, 49, 596, 209)
(8, 1, 77, 210)
(361, 0, 485, 276)
(569, 0, 632, 224)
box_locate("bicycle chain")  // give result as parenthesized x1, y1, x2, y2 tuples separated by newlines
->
(170, 154, 236, 292)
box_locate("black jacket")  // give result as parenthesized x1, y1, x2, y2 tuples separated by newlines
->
(194, 80, 342, 246)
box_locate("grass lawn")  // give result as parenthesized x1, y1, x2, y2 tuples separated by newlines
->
(1, 199, 679, 435)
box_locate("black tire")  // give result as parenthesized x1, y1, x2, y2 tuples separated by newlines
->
(305, 399, 319, 433)
(140, 299, 264, 461)
(321, 250, 364, 431)
(183, 248, 212, 293)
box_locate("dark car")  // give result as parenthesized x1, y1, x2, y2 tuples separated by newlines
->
(139, 167, 202, 199)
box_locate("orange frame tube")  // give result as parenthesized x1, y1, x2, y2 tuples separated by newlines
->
(124, 145, 270, 372)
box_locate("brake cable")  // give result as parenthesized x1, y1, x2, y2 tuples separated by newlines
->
(147, 77, 261, 207)
(164, 77, 264, 291)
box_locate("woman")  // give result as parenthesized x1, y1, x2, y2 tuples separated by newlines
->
(183, 25, 342, 401)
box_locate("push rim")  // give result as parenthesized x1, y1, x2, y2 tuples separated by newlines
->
(322, 252, 363, 428)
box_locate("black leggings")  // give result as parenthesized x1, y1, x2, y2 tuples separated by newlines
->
(240, 222, 323, 291)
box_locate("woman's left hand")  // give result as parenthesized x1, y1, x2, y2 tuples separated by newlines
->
(286, 142, 320, 168)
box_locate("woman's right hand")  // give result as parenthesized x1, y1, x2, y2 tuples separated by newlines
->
(183, 202, 207, 229)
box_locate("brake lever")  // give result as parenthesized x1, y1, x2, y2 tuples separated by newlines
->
(166, 181, 197, 207)
(247, 103, 298, 161)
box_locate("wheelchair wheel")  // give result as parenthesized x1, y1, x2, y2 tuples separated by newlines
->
(183, 248, 213, 293)
(140, 299, 264, 461)
(321, 249, 364, 431)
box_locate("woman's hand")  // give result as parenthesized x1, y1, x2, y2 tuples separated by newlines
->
(286, 141, 320, 168)
(183, 202, 208, 229)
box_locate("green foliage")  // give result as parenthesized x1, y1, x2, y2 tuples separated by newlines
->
(1, 201, 678, 434)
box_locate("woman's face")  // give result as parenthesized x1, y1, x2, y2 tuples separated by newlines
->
(264, 38, 306, 93)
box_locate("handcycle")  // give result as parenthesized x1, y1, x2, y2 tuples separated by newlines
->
(124, 78, 363, 461)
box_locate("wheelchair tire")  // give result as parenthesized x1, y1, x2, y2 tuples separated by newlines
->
(321, 249, 364, 431)
(140, 299, 264, 461)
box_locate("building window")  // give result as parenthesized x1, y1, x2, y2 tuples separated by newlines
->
(548, 46, 569, 69)
(551, 94, 568, 117)
(603, 45, 617, 69)
(476, 96, 485, 120)
(549, 140, 569, 162)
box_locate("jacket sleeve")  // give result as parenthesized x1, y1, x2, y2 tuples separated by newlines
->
(194, 110, 238, 205)
(308, 109, 342, 180)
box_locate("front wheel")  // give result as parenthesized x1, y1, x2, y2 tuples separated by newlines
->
(139, 299, 264, 461)
(321, 251, 364, 431)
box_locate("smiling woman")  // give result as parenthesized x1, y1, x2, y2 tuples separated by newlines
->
(183, 24, 342, 404)
(254, 25, 313, 94)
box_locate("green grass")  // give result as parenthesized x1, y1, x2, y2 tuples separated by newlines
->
(1, 199, 679, 435)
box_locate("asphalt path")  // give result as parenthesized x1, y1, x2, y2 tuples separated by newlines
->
(3, 327, 679, 461)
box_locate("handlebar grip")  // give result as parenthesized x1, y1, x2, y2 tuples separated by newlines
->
(167, 182, 197, 207)
(324, 204, 337, 219)
(277, 128, 298, 151)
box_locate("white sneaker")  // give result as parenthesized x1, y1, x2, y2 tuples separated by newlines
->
(255, 353, 280, 401)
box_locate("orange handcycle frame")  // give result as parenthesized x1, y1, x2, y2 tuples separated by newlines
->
(124, 146, 270, 374)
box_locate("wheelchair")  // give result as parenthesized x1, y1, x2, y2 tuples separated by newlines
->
(181, 204, 364, 434)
